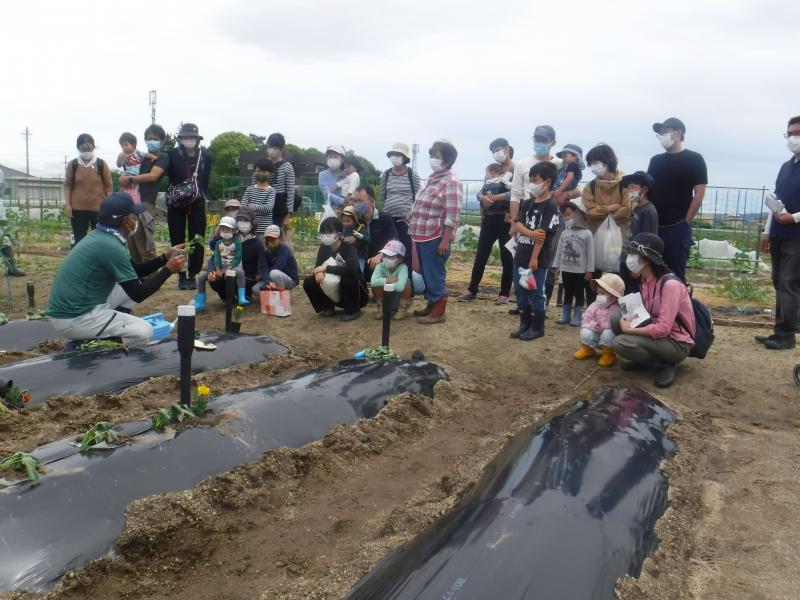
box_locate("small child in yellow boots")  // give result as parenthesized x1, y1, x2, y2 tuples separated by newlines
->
(574, 273, 625, 367)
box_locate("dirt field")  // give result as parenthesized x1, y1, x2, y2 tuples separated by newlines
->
(1, 244, 799, 600)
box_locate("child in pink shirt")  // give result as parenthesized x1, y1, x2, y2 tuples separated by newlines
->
(574, 273, 625, 367)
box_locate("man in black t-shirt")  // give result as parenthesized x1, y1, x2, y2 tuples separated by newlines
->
(647, 117, 707, 282)
(119, 124, 170, 263)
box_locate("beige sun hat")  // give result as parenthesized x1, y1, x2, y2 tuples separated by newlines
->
(387, 142, 411, 160)
(594, 273, 625, 298)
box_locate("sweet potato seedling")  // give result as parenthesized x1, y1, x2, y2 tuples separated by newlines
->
(79, 422, 122, 450)
(0, 452, 42, 482)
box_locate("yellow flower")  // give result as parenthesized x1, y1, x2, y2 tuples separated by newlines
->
(196, 385, 210, 396)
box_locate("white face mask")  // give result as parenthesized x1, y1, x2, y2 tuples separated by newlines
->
(626, 253, 643, 274)
(564, 218, 574, 228)
(327, 157, 342, 170)
(319, 233, 338, 246)
(182, 138, 198, 150)
(389, 155, 404, 167)
(492, 149, 506, 163)
(429, 157, 443, 172)
(628, 190, 641, 203)
(657, 132, 675, 150)
(267, 147, 281, 159)
(79, 150, 95, 162)
(220, 230, 234, 240)
(595, 293, 609, 306)
(526, 182, 544, 197)
(787, 135, 800, 154)
(590, 162, 607, 177)
(382, 256, 400, 269)
(237, 221, 251, 234)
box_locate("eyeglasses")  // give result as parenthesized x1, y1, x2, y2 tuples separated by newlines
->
(784, 131, 800, 138)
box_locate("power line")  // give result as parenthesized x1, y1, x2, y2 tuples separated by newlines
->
(20, 127, 31, 175)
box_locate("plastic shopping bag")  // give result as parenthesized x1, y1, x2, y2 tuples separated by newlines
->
(260, 289, 292, 317)
(319, 256, 344, 303)
(518, 267, 537, 290)
(594, 215, 622, 272)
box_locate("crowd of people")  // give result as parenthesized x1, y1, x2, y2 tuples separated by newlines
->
(44, 114, 800, 390)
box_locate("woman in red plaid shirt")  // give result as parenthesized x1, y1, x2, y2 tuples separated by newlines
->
(409, 140, 463, 324)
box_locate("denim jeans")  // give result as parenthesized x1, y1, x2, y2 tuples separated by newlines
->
(658, 220, 693, 283)
(513, 263, 547, 311)
(415, 238, 450, 304)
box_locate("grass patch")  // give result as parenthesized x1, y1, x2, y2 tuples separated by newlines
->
(713, 275, 770, 304)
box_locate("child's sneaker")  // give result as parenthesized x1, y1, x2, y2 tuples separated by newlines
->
(373, 300, 384, 320)
(495, 295, 509, 305)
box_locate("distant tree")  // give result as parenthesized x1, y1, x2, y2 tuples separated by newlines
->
(207, 131, 257, 199)
(249, 133, 267, 152)
(163, 132, 177, 153)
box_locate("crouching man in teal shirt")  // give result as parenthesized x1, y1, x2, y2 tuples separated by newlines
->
(46, 192, 186, 347)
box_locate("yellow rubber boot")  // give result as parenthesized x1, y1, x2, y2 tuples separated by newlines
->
(598, 346, 617, 367)
(573, 344, 597, 360)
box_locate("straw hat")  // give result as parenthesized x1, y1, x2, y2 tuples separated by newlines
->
(594, 273, 625, 298)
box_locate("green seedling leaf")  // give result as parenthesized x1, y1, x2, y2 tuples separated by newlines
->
(76, 339, 128, 354)
(0, 452, 41, 482)
(79, 422, 121, 450)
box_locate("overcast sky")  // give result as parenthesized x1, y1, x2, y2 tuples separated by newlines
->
(1, 0, 797, 191)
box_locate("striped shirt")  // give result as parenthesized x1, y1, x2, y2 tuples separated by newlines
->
(380, 167, 421, 218)
(409, 169, 462, 242)
(241, 184, 275, 235)
(269, 160, 296, 214)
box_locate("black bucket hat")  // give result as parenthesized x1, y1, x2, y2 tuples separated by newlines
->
(620, 171, 656, 199)
(624, 232, 666, 267)
(177, 122, 203, 140)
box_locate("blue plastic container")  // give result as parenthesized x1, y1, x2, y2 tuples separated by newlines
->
(142, 312, 171, 341)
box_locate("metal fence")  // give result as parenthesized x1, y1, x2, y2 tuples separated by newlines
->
(3, 175, 770, 271)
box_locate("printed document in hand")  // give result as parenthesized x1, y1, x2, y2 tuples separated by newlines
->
(619, 292, 651, 328)
(764, 192, 785, 215)
(504, 236, 518, 258)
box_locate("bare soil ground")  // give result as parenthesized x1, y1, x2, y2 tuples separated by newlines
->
(1, 244, 798, 600)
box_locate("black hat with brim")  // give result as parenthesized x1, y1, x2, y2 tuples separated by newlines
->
(178, 122, 203, 140)
(652, 117, 686, 134)
(623, 232, 667, 267)
(620, 171, 656, 198)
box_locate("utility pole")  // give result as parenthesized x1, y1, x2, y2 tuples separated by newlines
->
(411, 143, 419, 172)
(149, 90, 157, 124)
(20, 127, 31, 175)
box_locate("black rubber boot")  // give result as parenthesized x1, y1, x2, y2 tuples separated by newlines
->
(654, 363, 677, 388)
(511, 309, 531, 339)
(520, 310, 545, 341)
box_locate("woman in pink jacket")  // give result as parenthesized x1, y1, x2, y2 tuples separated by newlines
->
(612, 232, 696, 388)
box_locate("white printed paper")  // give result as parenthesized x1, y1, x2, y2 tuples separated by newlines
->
(504, 236, 518, 258)
(619, 292, 651, 328)
(765, 192, 785, 215)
